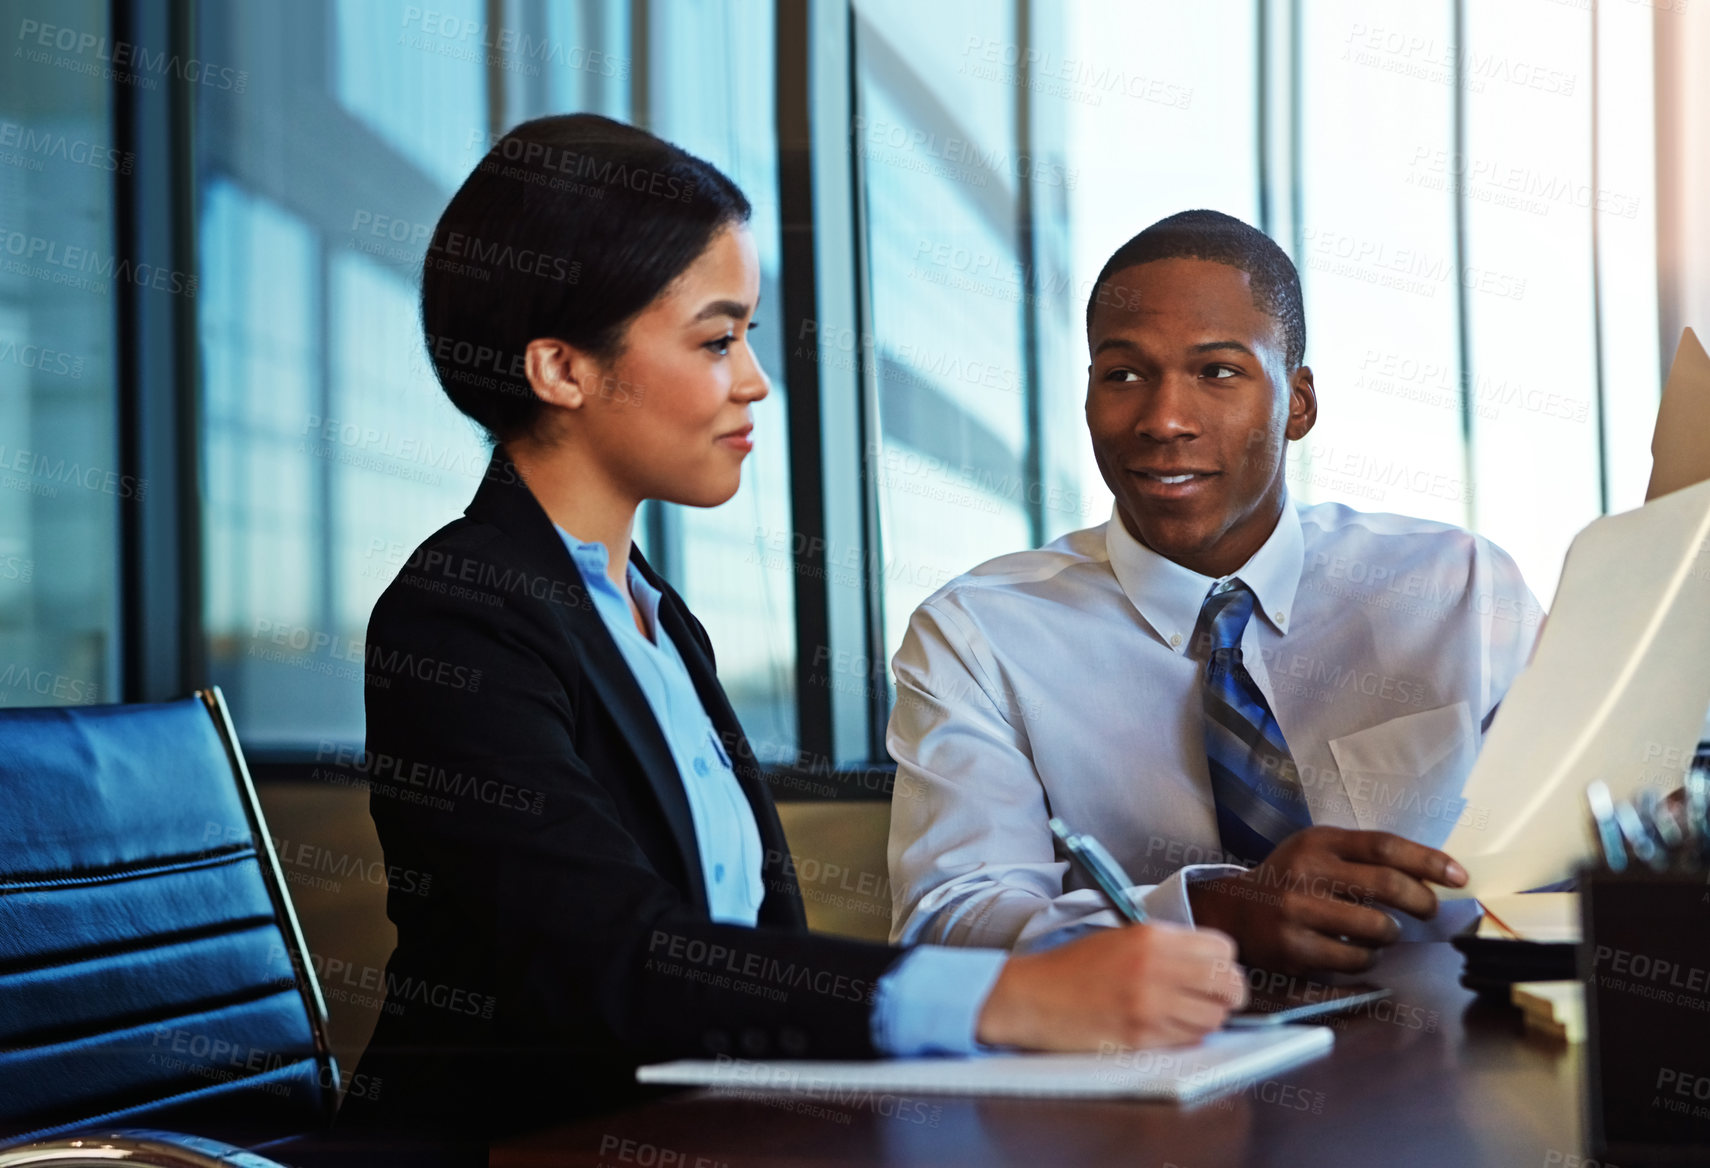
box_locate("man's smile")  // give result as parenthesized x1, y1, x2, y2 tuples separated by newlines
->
(1127, 468, 1221, 501)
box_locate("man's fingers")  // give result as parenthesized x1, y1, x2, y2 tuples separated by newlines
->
(1334, 830, 1467, 888)
(1284, 927, 1382, 975)
(1326, 859, 1439, 920)
(1291, 889, 1401, 945)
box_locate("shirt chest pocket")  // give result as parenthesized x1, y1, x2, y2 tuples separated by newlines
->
(1328, 701, 1477, 849)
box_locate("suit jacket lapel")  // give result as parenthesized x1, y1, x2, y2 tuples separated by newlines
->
(640, 554, 807, 931)
(464, 449, 708, 913)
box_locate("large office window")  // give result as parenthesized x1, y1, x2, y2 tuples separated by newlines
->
(1287, 0, 1651, 602)
(1294, 0, 1468, 534)
(647, 0, 798, 763)
(0, 0, 122, 709)
(195, 2, 491, 751)
(1053, 0, 1262, 538)
(1459, 1, 1603, 596)
(853, 0, 1036, 670)
(194, 0, 798, 761)
(847, 0, 1265, 670)
(1592, 0, 1662, 511)
(829, 0, 1661, 768)
(169, 0, 1675, 777)
(847, 0, 1656, 632)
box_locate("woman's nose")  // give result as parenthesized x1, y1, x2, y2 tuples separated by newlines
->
(735, 342, 771, 402)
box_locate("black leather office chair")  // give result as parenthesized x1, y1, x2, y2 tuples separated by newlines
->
(0, 1129, 295, 1166)
(0, 688, 337, 1164)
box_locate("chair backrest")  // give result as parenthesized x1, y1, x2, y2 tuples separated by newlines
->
(773, 800, 893, 941)
(0, 688, 337, 1142)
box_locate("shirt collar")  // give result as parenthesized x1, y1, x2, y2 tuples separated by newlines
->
(1103, 493, 1304, 655)
(553, 525, 663, 637)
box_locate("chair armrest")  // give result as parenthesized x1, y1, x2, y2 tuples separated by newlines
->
(0, 1129, 292, 1168)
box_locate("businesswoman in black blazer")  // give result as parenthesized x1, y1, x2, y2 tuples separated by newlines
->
(340, 114, 1245, 1145)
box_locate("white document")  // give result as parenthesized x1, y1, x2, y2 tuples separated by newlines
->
(1475, 892, 1580, 942)
(637, 1025, 1333, 1105)
(1444, 477, 1710, 896)
(1647, 327, 1710, 501)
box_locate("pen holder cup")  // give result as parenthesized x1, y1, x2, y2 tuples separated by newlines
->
(1581, 868, 1710, 1165)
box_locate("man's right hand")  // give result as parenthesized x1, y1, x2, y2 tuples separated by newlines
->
(1186, 826, 1468, 975)
(974, 921, 1247, 1051)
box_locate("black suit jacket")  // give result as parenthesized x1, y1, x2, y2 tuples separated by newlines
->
(340, 448, 903, 1139)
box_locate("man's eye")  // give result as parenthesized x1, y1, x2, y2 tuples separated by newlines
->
(1106, 368, 1141, 383)
(705, 333, 735, 356)
(1206, 364, 1240, 379)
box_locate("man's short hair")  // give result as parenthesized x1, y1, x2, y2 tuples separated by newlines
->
(1085, 210, 1306, 370)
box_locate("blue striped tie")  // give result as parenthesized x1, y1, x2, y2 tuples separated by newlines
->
(1197, 580, 1312, 865)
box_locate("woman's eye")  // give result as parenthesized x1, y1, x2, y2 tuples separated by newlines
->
(705, 333, 735, 356)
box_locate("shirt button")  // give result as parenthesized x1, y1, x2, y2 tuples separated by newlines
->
(1274, 611, 1285, 623)
(1169, 633, 1183, 648)
(714, 863, 726, 883)
(694, 756, 710, 776)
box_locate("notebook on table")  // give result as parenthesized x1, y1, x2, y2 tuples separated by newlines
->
(637, 1024, 1333, 1105)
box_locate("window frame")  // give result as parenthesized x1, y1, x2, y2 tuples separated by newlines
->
(118, 0, 1651, 800)
(115, 0, 203, 704)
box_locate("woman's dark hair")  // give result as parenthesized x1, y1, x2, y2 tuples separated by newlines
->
(420, 114, 751, 442)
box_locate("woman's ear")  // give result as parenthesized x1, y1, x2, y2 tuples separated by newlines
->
(524, 337, 597, 410)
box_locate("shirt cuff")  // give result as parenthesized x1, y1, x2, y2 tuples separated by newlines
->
(1138, 863, 1249, 925)
(869, 946, 1008, 1056)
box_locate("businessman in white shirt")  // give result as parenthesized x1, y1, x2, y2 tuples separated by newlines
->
(887, 210, 1543, 976)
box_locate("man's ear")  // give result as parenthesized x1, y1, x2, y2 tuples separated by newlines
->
(1285, 365, 1317, 442)
(524, 337, 599, 410)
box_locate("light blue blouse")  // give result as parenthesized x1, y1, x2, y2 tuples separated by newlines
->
(556, 528, 1006, 1056)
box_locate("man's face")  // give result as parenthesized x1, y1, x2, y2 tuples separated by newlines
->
(1085, 257, 1315, 579)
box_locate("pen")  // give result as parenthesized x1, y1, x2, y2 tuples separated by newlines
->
(1586, 780, 1627, 873)
(1049, 817, 1148, 924)
(1638, 787, 1683, 857)
(1687, 764, 1709, 865)
(1614, 799, 1666, 872)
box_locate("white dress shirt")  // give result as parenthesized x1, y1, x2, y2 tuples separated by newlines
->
(887, 494, 1543, 951)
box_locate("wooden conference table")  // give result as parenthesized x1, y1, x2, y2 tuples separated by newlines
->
(492, 943, 1581, 1168)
